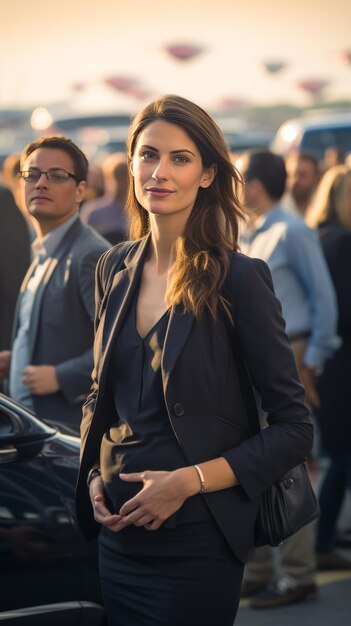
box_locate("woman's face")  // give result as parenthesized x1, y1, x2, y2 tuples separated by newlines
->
(131, 120, 215, 222)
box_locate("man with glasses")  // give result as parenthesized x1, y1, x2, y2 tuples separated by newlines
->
(0, 136, 109, 435)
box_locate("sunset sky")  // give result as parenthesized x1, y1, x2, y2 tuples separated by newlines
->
(1, 0, 351, 113)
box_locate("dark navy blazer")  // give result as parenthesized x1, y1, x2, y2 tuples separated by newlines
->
(76, 236, 313, 562)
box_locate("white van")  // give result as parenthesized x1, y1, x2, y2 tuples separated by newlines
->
(271, 112, 351, 160)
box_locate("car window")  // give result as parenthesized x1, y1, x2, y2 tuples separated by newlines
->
(0, 410, 13, 437)
(301, 127, 351, 158)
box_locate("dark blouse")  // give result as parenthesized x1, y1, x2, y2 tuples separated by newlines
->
(100, 295, 210, 527)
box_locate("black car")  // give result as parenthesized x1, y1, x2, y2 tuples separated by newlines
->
(0, 393, 105, 626)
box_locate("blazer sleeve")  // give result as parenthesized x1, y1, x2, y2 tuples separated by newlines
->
(221, 255, 313, 501)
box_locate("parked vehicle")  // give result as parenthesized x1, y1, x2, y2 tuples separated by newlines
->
(215, 116, 274, 154)
(223, 129, 273, 154)
(271, 112, 351, 160)
(0, 393, 104, 626)
(41, 113, 132, 160)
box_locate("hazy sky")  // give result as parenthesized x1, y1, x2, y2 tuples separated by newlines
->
(1, 0, 351, 112)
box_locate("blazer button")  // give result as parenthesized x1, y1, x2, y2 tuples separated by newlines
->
(173, 403, 185, 417)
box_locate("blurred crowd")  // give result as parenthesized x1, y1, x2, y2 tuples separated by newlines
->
(235, 148, 351, 608)
(0, 129, 350, 610)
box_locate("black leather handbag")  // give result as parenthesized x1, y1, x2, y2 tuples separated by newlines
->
(254, 461, 320, 547)
(230, 325, 320, 548)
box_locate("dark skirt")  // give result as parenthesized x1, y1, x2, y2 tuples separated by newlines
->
(99, 519, 244, 626)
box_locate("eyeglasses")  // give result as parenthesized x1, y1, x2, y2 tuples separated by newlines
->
(20, 168, 78, 184)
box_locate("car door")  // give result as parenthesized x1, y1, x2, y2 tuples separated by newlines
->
(0, 395, 104, 626)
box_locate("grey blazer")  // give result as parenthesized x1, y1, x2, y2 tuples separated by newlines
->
(76, 236, 313, 562)
(11, 217, 110, 435)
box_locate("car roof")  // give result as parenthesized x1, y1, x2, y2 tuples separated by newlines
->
(280, 112, 351, 132)
(51, 113, 132, 130)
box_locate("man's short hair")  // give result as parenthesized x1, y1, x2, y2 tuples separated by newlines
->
(245, 150, 287, 200)
(20, 136, 88, 182)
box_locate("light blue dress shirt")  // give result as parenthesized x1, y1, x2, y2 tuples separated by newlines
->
(9, 214, 79, 409)
(240, 204, 340, 368)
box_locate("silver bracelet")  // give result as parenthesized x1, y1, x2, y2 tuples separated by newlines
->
(86, 467, 101, 488)
(193, 464, 206, 494)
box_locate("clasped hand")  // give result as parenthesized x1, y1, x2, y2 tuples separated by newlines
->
(90, 469, 191, 532)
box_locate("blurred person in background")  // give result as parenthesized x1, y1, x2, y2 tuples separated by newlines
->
(80, 154, 116, 221)
(322, 147, 344, 173)
(307, 166, 351, 570)
(0, 136, 109, 435)
(237, 150, 339, 608)
(83, 162, 105, 202)
(282, 151, 320, 218)
(0, 158, 31, 364)
(3, 153, 36, 241)
(345, 152, 351, 169)
(3, 154, 22, 208)
(81, 152, 129, 245)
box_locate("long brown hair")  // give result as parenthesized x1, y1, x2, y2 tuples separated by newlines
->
(126, 94, 246, 321)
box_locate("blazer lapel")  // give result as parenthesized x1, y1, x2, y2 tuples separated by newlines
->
(97, 232, 195, 396)
(27, 219, 85, 356)
(98, 236, 150, 390)
(161, 304, 195, 396)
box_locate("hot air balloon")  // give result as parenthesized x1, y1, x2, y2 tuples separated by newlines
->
(340, 49, 351, 64)
(217, 97, 246, 111)
(263, 60, 286, 74)
(103, 76, 137, 92)
(297, 79, 329, 98)
(127, 86, 151, 100)
(71, 82, 86, 93)
(163, 43, 205, 62)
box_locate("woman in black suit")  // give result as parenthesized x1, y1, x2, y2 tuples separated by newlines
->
(76, 95, 313, 626)
(307, 166, 351, 568)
